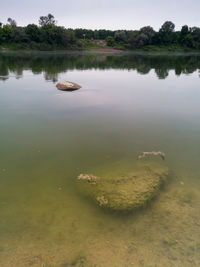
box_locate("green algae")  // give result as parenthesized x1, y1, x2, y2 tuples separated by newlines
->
(77, 159, 169, 211)
(163, 236, 178, 246)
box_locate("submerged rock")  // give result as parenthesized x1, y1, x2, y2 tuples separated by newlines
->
(56, 81, 81, 91)
(77, 160, 169, 211)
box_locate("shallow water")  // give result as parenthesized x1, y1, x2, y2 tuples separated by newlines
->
(0, 51, 200, 266)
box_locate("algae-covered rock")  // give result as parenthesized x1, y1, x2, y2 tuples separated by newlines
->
(77, 160, 169, 211)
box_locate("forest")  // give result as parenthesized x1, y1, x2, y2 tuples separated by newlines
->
(0, 14, 200, 51)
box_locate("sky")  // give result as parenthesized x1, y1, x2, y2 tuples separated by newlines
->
(1, 0, 200, 31)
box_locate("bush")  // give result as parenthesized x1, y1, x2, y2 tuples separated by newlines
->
(106, 36, 115, 46)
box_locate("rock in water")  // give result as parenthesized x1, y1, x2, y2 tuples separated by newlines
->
(77, 160, 169, 211)
(56, 81, 81, 91)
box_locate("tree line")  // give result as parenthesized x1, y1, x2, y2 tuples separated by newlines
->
(0, 14, 200, 50)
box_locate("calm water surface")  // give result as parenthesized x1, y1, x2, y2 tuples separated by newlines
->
(0, 51, 200, 266)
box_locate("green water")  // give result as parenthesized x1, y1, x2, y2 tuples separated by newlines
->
(0, 51, 200, 267)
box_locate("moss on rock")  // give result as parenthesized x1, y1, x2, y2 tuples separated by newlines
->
(77, 159, 169, 211)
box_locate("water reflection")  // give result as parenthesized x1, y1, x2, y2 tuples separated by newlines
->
(0, 51, 200, 82)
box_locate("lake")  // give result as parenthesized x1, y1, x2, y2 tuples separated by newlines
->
(0, 51, 200, 267)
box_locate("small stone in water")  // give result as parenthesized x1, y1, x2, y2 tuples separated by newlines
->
(56, 81, 81, 91)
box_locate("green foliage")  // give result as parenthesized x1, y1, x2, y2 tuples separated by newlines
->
(106, 36, 115, 46)
(163, 236, 177, 246)
(114, 30, 127, 42)
(140, 26, 155, 44)
(11, 27, 29, 43)
(45, 26, 71, 46)
(39, 14, 55, 27)
(184, 34, 194, 48)
(1, 15, 200, 51)
(25, 24, 41, 42)
(7, 17, 17, 28)
(160, 21, 175, 33)
(0, 25, 13, 42)
(181, 25, 189, 36)
(128, 27, 154, 48)
(159, 21, 176, 44)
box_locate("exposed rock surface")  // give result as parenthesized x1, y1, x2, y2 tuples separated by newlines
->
(77, 160, 169, 211)
(56, 81, 81, 91)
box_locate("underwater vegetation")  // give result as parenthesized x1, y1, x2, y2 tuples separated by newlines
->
(77, 158, 169, 211)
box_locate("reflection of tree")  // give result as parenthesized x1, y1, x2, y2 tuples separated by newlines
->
(0, 52, 200, 82)
(155, 68, 169, 79)
(43, 72, 59, 82)
(0, 61, 9, 77)
(0, 77, 8, 81)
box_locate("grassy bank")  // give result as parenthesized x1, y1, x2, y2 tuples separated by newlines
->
(1, 41, 200, 53)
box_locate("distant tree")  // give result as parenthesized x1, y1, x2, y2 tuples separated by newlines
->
(106, 36, 115, 46)
(49, 26, 71, 46)
(1, 25, 13, 42)
(128, 30, 152, 48)
(181, 25, 189, 36)
(136, 33, 149, 47)
(39, 14, 56, 27)
(152, 32, 162, 45)
(7, 17, 17, 28)
(25, 24, 41, 42)
(128, 31, 138, 48)
(94, 30, 99, 39)
(10, 27, 29, 43)
(114, 31, 127, 42)
(84, 29, 94, 39)
(68, 29, 76, 44)
(190, 27, 200, 48)
(74, 28, 85, 39)
(190, 27, 200, 41)
(179, 25, 189, 45)
(105, 30, 115, 38)
(0, 22, 2, 28)
(160, 21, 175, 34)
(184, 34, 194, 48)
(159, 21, 176, 44)
(98, 29, 108, 40)
(140, 26, 155, 44)
(38, 25, 72, 47)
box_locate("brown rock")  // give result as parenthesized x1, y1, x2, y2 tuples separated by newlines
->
(56, 81, 81, 91)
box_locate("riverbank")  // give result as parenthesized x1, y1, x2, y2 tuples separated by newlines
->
(1, 42, 200, 53)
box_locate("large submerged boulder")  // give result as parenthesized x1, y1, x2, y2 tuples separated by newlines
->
(77, 159, 169, 211)
(56, 81, 81, 91)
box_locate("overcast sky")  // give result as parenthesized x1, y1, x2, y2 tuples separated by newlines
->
(1, 0, 200, 31)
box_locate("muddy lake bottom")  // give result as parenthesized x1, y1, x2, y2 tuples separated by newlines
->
(0, 52, 200, 266)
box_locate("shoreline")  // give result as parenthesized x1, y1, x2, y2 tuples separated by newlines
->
(1, 47, 200, 55)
